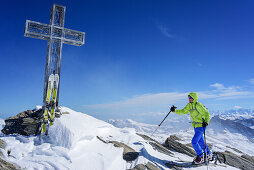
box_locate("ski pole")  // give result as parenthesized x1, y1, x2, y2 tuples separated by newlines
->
(151, 105, 176, 137)
(202, 118, 208, 170)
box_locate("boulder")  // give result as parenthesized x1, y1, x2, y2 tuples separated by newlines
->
(1, 109, 43, 136)
(136, 133, 173, 156)
(164, 135, 196, 157)
(109, 141, 139, 161)
(241, 154, 254, 162)
(131, 162, 160, 170)
(0, 157, 19, 170)
(97, 136, 139, 161)
(217, 151, 254, 170)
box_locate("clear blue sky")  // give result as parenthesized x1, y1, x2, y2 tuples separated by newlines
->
(1, 0, 254, 123)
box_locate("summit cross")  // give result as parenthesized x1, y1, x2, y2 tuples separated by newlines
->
(24, 4, 85, 107)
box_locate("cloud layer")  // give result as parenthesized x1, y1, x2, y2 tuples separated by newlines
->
(83, 83, 254, 116)
(249, 79, 254, 85)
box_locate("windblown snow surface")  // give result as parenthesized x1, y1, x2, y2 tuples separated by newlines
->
(0, 107, 253, 170)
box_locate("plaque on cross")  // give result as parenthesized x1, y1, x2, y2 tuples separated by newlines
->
(24, 4, 85, 107)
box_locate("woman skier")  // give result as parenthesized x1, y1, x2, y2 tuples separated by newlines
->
(170, 92, 212, 164)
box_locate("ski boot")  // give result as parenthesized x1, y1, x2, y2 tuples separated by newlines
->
(192, 154, 204, 165)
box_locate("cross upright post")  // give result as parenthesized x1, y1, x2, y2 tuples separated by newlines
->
(24, 4, 85, 108)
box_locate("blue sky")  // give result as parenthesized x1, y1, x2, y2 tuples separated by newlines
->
(0, 0, 254, 123)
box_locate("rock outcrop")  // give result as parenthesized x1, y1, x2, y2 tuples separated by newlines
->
(1, 109, 62, 136)
(0, 157, 19, 170)
(131, 162, 160, 170)
(97, 136, 139, 162)
(136, 133, 173, 157)
(165, 135, 196, 157)
(217, 151, 254, 170)
(1, 109, 43, 136)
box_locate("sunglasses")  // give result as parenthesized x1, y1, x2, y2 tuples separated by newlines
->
(188, 95, 193, 99)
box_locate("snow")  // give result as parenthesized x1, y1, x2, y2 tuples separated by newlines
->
(109, 114, 254, 156)
(0, 107, 252, 169)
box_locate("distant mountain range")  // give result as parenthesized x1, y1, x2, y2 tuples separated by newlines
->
(215, 108, 254, 120)
(108, 109, 254, 144)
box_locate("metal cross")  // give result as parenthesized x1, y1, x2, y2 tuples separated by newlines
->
(24, 4, 85, 107)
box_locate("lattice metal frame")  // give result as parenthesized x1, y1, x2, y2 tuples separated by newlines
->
(24, 4, 85, 107)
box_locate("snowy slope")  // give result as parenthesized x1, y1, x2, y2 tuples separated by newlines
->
(0, 107, 243, 170)
(108, 113, 254, 156)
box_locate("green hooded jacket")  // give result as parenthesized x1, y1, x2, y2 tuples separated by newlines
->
(175, 92, 210, 128)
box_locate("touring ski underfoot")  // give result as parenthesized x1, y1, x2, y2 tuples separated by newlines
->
(167, 152, 226, 168)
(165, 160, 226, 168)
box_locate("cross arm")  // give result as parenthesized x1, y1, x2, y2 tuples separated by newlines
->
(24, 20, 85, 46)
(63, 28, 85, 46)
(24, 20, 51, 41)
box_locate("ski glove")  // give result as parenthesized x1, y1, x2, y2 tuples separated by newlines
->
(202, 118, 208, 128)
(170, 105, 177, 112)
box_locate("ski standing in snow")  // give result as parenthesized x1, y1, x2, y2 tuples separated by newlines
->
(24, 4, 85, 135)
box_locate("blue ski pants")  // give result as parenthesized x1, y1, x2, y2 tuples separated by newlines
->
(192, 127, 210, 156)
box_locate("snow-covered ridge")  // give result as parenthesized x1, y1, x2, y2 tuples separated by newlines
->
(216, 108, 254, 120)
(0, 107, 131, 169)
(0, 107, 253, 170)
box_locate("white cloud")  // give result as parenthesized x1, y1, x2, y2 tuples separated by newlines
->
(83, 83, 254, 115)
(157, 25, 174, 38)
(234, 106, 242, 109)
(248, 78, 254, 85)
(84, 92, 188, 109)
(209, 83, 251, 100)
(210, 83, 225, 90)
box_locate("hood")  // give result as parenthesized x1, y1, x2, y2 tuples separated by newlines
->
(188, 92, 198, 103)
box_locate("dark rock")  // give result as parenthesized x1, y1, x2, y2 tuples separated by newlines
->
(97, 136, 139, 162)
(149, 142, 173, 157)
(226, 146, 244, 154)
(131, 162, 160, 170)
(96, 136, 107, 144)
(146, 162, 161, 170)
(131, 164, 146, 170)
(0, 139, 6, 150)
(241, 154, 254, 162)
(169, 135, 182, 141)
(109, 141, 139, 161)
(0, 139, 6, 157)
(136, 133, 160, 144)
(0, 157, 19, 170)
(164, 135, 196, 157)
(1, 109, 43, 136)
(217, 151, 254, 170)
(123, 152, 139, 162)
(136, 133, 173, 156)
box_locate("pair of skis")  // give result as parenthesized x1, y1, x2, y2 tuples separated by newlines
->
(41, 73, 59, 135)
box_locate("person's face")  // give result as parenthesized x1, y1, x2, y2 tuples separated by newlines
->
(188, 96, 194, 103)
